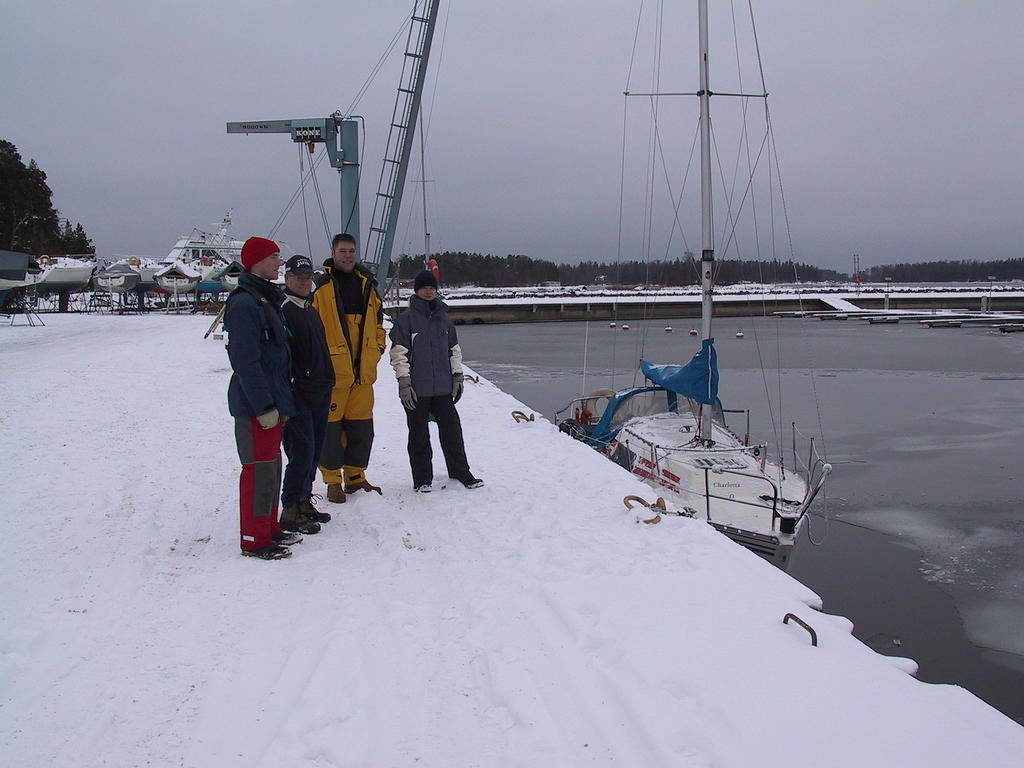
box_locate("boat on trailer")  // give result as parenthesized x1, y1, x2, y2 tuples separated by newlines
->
(558, 0, 830, 570)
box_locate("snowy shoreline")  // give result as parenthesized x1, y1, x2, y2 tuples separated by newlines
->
(2, 314, 1023, 766)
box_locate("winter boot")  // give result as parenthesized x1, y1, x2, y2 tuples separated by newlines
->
(326, 483, 346, 504)
(414, 483, 433, 493)
(273, 532, 303, 546)
(345, 478, 383, 495)
(299, 496, 331, 524)
(241, 545, 292, 560)
(453, 474, 484, 489)
(280, 504, 321, 534)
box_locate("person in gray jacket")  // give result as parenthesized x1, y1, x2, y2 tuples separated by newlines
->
(389, 270, 483, 492)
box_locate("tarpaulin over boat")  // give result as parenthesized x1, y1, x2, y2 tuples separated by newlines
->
(0, 250, 31, 281)
(641, 338, 719, 405)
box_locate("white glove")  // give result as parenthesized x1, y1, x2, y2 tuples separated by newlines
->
(256, 408, 280, 429)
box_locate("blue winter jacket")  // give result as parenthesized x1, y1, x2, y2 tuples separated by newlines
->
(224, 271, 297, 418)
(389, 295, 463, 397)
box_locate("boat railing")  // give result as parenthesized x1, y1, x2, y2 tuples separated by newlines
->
(720, 408, 750, 445)
(653, 437, 768, 469)
(792, 458, 832, 518)
(700, 459, 830, 533)
(791, 422, 831, 490)
(554, 395, 605, 426)
(699, 466, 782, 526)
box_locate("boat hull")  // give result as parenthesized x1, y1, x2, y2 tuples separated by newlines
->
(196, 280, 225, 295)
(94, 273, 140, 293)
(709, 522, 795, 568)
(157, 276, 200, 293)
(33, 266, 95, 294)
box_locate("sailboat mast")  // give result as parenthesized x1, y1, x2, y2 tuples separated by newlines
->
(698, 0, 714, 439)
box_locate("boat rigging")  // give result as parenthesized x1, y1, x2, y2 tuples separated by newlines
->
(225, 0, 442, 286)
(558, 0, 831, 570)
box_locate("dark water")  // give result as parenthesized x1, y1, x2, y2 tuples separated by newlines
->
(459, 316, 1024, 724)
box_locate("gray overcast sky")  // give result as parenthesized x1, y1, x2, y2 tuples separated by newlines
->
(2, 0, 1022, 273)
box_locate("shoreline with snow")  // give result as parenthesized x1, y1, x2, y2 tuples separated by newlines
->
(2, 314, 1023, 767)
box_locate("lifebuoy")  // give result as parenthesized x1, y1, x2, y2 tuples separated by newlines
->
(581, 388, 616, 419)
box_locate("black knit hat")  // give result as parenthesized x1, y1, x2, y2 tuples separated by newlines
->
(414, 270, 439, 291)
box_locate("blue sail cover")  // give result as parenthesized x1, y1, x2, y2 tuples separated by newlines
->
(641, 338, 719, 405)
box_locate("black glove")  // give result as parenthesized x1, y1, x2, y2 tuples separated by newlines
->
(398, 376, 417, 411)
(452, 372, 465, 404)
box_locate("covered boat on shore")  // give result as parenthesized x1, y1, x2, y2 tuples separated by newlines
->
(31, 256, 95, 295)
(156, 261, 201, 294)
(212, 260, 244, 292)
(0, 250, 33, 309)
(93, 261, 141, 293)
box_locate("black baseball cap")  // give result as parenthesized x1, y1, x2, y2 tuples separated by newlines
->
(284, 254, 314, 276)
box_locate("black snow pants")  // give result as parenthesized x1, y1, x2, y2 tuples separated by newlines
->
(404, 394, 470, 487)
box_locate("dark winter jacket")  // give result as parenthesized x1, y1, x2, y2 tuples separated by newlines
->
(224, 271, 297, 419)
(281, 288, 335, 409)
(389, 295, 463, 397)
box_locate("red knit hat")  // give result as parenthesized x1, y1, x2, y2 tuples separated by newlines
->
(240, 236, 280, 270)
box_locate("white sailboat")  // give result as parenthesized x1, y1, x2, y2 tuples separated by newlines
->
(163, 211, 244, 268)
(30, 256, 95, 295)
(558, 0, 830, 569)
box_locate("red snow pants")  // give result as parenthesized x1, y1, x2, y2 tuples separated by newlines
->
(234, 417, 284, 551)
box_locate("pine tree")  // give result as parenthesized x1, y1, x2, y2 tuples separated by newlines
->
(56, 220, 94, 254)
(0, 140, 94, 254)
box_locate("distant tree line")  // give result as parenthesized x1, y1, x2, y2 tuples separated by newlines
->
(864, 259, 1024, 282)
(0, 139, 94, 255)
(394, 251, 842, 287)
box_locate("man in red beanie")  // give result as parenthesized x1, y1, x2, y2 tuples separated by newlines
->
(224, 236, 308, 560)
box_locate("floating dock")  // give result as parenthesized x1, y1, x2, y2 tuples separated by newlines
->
(384, 288, 1024, 325)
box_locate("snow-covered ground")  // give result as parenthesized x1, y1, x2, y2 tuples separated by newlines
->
(2, 314, 1023, 767)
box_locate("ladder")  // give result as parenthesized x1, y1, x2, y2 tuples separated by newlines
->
(362, 0, 441, 284)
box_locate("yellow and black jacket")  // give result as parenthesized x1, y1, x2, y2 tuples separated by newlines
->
(312, 261, 386, 388)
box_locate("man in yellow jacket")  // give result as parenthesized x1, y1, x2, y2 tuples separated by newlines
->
(313, 233, 386, 503)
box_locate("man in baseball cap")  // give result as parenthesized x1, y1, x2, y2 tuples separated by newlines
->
(279, 255, 335, 531)
(284, 254, 314, 276)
